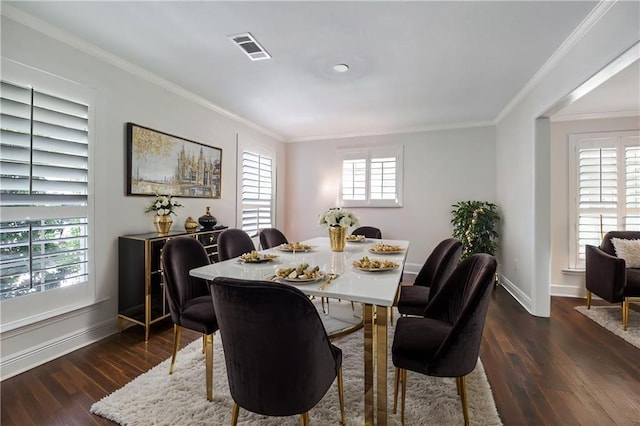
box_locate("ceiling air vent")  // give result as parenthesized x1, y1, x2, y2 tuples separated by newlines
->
(228, 32, 271, 61)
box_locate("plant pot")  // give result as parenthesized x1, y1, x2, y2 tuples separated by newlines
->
(154, 215, 173, 235)
(328, 226, 347, 252)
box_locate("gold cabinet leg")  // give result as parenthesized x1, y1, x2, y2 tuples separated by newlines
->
(169, 325, 181, 374)
(205, 333, 214, 401)
(231, 402, 239, 426)
(363, 304, 374, 425)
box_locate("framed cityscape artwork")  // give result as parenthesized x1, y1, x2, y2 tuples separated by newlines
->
(126, 123, 222, 198)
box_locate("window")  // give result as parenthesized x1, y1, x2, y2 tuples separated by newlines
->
(569, 131, 640, 267)
(0, 80, 90, 300)
(340, 146, 403, 208)
(241, 151, 274, 236)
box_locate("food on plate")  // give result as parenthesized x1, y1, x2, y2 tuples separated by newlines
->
(276, 263, 322, 280)
(370, 243, 404, 252)
(353, 256, 399, 270)
(239, 250, 277, 262)
(278, 242, 313, 251)
(346, 234, 366, 242)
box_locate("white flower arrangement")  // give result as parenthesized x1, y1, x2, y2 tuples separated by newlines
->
(145, 194, 183, 217)
(318, 207, 359, 228)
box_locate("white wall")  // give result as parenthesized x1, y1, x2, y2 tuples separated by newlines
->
(550, 116, 640, 297)
(496, 1, 640, 316)
(284, 127, 497, 274)
(0, 16, 285, 379)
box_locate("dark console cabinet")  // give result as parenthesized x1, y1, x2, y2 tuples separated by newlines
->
(118, 228, 225, 340)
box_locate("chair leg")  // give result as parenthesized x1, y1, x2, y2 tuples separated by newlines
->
(205, 333, 214, 401)
(169, 324, 181, 374)
(623, 298, 629, 331)
(401, 368, 407, 425)
(393, 367, 400, 414)
(458, 376, 470, 426)
(586, 291, 592, 309)
(202, 334, 206, 354)
(231, 402, 239, 426)
(300, 412, 310, 426)
(337, 367, 345, 425)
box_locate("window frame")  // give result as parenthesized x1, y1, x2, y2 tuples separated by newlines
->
(568, 130, 640, 268)
(339, 145, 404, 208)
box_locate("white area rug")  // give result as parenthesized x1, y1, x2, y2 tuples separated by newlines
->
(91, 308, 501, 425)
(575, 305, 640, 349)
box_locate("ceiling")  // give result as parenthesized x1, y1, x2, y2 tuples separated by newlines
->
(7, 1, 629, 141)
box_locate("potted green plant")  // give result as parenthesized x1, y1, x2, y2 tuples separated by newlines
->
(451, 201, 500, 260)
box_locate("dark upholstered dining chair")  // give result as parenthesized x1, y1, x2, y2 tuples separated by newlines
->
(351, 226, 382, 239)
(209, 277, 345, 426)
(586, 231, 640, 330)
(259, 227, 288, 249)
(392, 253, 497, 426)
(216, 228, 255, 261)
(162, 237, 218, 401)
(396, 238, 462, 317)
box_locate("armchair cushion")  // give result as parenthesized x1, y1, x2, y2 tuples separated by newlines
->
(611, 238, 640, 268)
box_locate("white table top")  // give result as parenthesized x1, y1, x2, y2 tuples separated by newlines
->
(190, 236, 409, 306)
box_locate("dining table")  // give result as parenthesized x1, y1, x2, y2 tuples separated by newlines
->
(190, 235, 409, 425)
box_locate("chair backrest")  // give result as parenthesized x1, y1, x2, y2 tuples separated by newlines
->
(414, 238, 462, 298)
(352, 226, 382, 239)
(600, 231, 640, 256)
(259, 228, 289, 249)
(161, 237, 211, 323)
(423, 253, 497, 377)
(217, 228, 255, 261)
(209, 277, 341, 416)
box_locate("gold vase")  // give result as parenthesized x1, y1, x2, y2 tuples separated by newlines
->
(154, 215, 173, 235)
(328, 226, 347, 252)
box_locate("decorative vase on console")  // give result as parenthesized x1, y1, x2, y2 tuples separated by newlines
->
(145, 194, 183, 236)
(198, 207, 217, 230)
(318, 207, 359, 252)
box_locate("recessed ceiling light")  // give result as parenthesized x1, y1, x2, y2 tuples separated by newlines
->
(333, 64, 350, 73)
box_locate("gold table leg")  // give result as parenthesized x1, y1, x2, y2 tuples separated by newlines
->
(376, 305, 388, 426)
(363, 304, 375, 425)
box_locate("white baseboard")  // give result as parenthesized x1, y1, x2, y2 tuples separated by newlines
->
(1, 318, 117, 381)
(551, 283, 586, 298)
(499, 274, 534, 314)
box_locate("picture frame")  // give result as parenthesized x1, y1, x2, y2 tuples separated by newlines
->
(126, 123, 222, 198)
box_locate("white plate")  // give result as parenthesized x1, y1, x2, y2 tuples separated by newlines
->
(276, 272, 326, 283)
(238, 256, 276, 264)
(354, 265, 398, 272)
(368, 248, 404, 255)
(275, 244, 315, 252)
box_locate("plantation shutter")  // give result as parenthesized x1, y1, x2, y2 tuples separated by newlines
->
(625, 144, 640, 228)
(340, 146, 403, 207)
(370, 156, 397, 200)
(576, 146, 618, 258)
(241, 151, 273, 237)
(342, 157, 366, 201)
(0, 80, 89, 299)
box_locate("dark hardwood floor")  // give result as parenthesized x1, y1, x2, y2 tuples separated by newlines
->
(2, 286, 639, 425)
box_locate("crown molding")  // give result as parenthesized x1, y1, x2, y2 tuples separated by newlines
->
(286, 120, 495, 143)
(550, 110, 640, 122)
(1, 5, 285, 142)
(494, 0, 618, 124)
